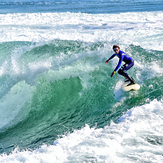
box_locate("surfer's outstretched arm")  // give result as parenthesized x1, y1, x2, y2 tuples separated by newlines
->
(105, 54, 117, 77)
(105, 59, 109, 64)
(105, 54, 116, 64)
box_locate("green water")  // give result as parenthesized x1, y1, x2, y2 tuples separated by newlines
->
(0, 40, 162, 154)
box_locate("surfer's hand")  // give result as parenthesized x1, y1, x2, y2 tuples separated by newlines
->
(105, 60, 109, 64)
(111, 71, 115, 78)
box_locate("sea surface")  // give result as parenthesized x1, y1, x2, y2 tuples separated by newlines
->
(0, 0, 163, 162)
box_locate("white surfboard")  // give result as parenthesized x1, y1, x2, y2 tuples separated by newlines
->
(122, 81, 140, 91)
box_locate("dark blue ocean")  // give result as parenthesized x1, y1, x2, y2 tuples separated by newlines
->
(1, 0, 163, 13)
(0, 0, 163, 162)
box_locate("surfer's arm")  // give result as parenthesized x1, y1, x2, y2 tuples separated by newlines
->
(105, 54, 116, 64)
(111, 71, 115, 77)
(114, 54, 123, 72)
(111, 54, 123, 78)
(105, 60, 109, 64)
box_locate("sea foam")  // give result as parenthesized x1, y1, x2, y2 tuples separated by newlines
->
(1, 99, 163, 163)
(0, 12, 163, 50)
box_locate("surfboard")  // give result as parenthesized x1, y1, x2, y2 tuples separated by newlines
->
(122, 81, 140, 91)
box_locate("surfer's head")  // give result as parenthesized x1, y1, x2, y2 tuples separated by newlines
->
(113, 45, 120, 54)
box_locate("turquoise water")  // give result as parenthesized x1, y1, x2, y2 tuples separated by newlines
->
(0, 1, 163, 162)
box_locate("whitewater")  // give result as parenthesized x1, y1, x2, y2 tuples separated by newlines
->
(0, 3, 163, 163)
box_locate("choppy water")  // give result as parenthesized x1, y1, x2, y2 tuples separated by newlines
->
(0, 1, 163, 162)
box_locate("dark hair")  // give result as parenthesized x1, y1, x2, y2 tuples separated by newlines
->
(113, 45, 120, 50)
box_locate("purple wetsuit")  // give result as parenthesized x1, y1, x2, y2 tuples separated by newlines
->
(108, 50, 135, 83)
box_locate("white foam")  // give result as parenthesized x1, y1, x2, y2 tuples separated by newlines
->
(0, 81, 32, 130)
(114, 79, 125, 100)
(0, 12, 163, 50)
(1, 99, 163, 163)
(134, 59, 163, 83)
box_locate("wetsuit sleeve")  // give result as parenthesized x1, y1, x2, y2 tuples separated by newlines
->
(114, 53, 123, 72)
(108, 54, 116, 60)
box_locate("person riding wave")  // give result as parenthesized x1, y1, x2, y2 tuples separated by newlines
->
(105, 45, 135, 86)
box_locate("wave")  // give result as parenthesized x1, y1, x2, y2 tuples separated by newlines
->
(0, 12, 163, 50)
(0, 39, 162, 155)
(1, 99, 163, 163)
(0, 10, 163, 161)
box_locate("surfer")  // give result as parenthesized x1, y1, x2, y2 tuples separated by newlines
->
(105, 45, 135, 85)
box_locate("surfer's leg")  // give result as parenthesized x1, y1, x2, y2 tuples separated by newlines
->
(118, 61, 135, 83)
(124, 61, 135, 83)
